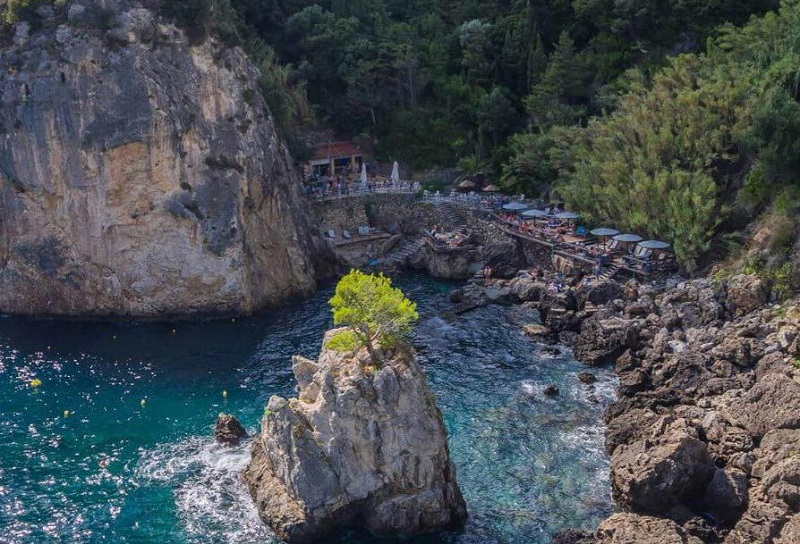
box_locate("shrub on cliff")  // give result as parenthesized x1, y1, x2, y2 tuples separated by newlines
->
(328, 270, 418, 362)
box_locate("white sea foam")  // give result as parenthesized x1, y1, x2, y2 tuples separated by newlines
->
(135, 437, 274, 543)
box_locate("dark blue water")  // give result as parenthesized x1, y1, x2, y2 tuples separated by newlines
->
(0, 276, 615, 544)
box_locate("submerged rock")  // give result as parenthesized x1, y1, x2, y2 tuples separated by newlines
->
(214, 414, 248, 446)
(544, 384, 560, 396)
(244, 329, 467, 542)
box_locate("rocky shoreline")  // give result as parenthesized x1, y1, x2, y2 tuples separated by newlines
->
(450, 272, 800, 543)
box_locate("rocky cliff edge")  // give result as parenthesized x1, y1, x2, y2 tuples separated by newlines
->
(0, 2, 333, 316)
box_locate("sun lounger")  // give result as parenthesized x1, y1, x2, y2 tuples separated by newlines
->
(326, 229, 336, 239)
(342, 230, 352, 240)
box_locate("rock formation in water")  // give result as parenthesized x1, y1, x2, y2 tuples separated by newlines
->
(215, 413, 248, 446)
(0, 2, 333, 316)
(244, 329, 467, 543)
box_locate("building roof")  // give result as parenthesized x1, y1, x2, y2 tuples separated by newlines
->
(312, 141, 362, 161)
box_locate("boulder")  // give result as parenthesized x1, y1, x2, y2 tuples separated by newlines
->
(523, 323, 551, 340)
(244, 330, 466, 542)
(704, 468, 748, 514)
(214, 414, 248, 446)
(544, 384, 560, 396)
(596, 513, 702, 544)
(577, 372, 597, 384)
(572, 317, 640, 366)
(725, 373, 800, 438)
(611, 418, 715, 512)
(775, 512, 800, 543)
(585, 281, 623, 307)
(725, 275, 768, 317)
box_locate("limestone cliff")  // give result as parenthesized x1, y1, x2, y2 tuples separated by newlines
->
(244, 329, 467, 542)
(0, 2, 333, 316)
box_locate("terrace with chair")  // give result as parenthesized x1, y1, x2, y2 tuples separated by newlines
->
(416, 192, 676, 278)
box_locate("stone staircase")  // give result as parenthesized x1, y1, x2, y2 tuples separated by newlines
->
(437, 203, 467, 229)
(382, 237, 425, 267)
(598, 264, 620, 281)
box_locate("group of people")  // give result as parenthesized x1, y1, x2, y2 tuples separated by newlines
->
(429, 225, 469, 248)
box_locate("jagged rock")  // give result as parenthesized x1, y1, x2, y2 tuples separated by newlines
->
(572, 317, 640, 366)
(244, 330, 466, 542)
(605, 408, 660, 456)
(585, 280, 623, 306)
(523, 323, 551, 339)
(421, 246, 472, 280)
(751, 429, 800, 478)
(774, 512, 800, 543)
(763, 458, 800, 510)
(704, 468, 748, 514)
(725, 373, 800, 438)
(544, 384, 560, 396)
(611, 418, 715, 511)
(0, 3, 333, 317)
(482, 240, 523, 279)
(725, 274, 768, 317)
(577, 372, 597, 384)
(509, 277, 546, 302)
(725, 493, 790, 543)
(596, 513, 702, 544)
(214, 414, 248, 446)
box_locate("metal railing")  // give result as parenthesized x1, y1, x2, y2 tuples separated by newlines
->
(310, 184, 420, 201)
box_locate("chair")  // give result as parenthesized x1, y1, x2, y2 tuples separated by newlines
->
(575, 226, 587, 238)
(358, 226, 370, 236)
(607, 239, 620, 252)
(342, 230, 352, 240)
(326, 229, 336, 239)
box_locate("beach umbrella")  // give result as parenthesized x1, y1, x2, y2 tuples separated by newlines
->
(458, 179, 476, 190)
(360, 163, 368, 186)
(613, 233, 643, 243)
(502, 202, 529, 211)
(522, 209, 548, 218)
(638, 240, 670, 250)
(556, 211, 580, 220)
(391, 161, 400, 183)
(590, 228, 619, 237)
(483, 184, 501, 192)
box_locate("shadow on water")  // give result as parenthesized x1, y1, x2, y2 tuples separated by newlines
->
(0, 274, 614, 544)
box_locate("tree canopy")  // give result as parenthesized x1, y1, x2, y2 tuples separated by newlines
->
(328, 270, 418, 361)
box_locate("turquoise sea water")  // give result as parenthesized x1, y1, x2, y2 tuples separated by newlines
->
(0, 276, 615, 544)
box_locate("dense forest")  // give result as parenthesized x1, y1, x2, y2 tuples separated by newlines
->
(4, 0, 800, 272)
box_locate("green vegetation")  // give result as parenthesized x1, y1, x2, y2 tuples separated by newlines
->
(327, 328, 361, 353)
(6, 0, 800, 271)
(192, 0, 776, 171)
(328, 270, 418, 362)
(527, 0, 800, 270)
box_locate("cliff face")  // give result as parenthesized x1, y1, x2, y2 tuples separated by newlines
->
(244, 329, 467, 542)
(0, 3, 333, 316)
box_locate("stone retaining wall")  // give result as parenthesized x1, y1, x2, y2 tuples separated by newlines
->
(313, 194, 434, 235)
